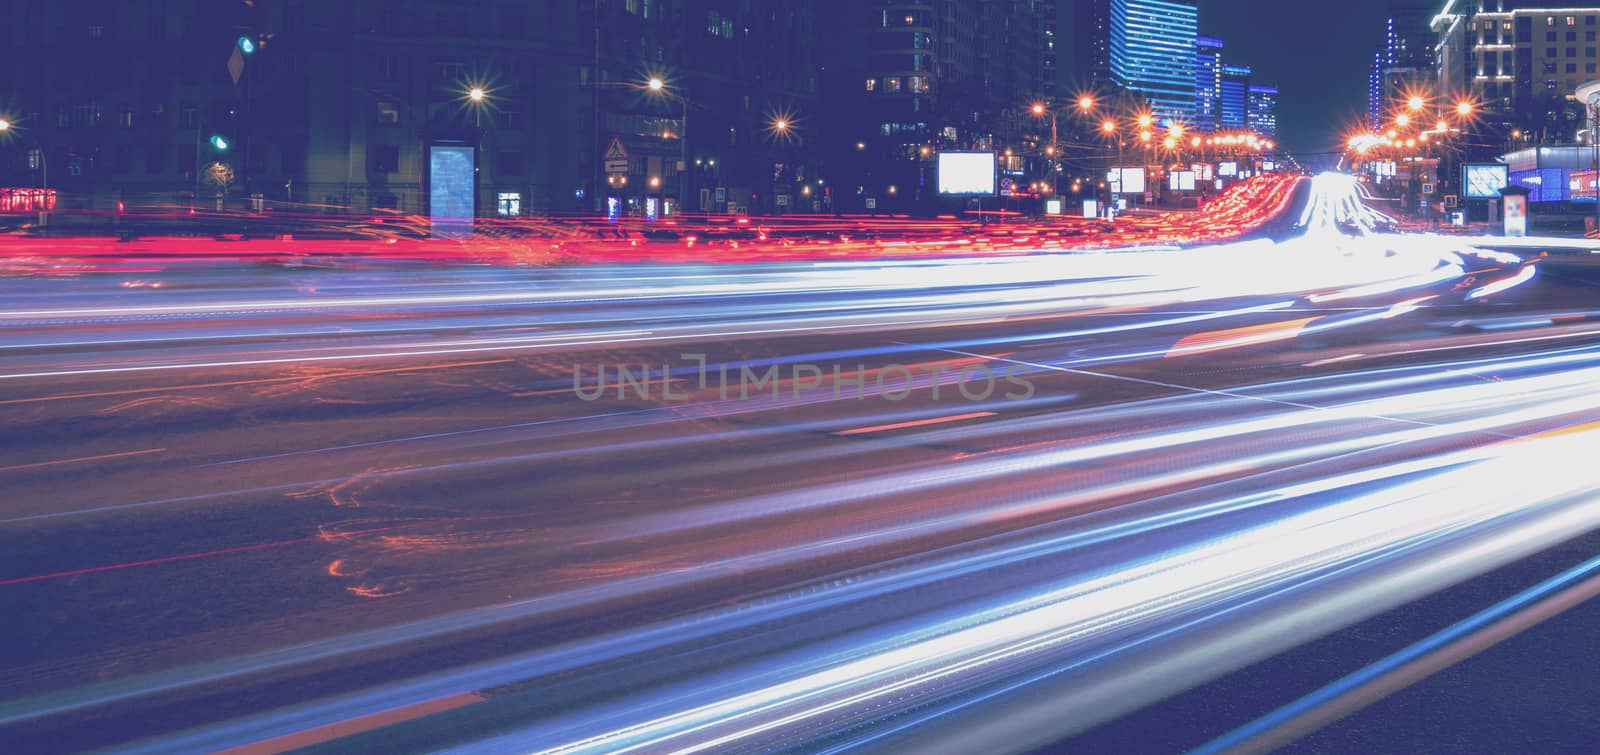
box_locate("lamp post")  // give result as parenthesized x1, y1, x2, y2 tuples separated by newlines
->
(0, 119, 48, 226)
(647, 77, 690, 213)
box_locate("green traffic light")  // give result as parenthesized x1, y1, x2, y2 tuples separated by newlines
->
(237, 36, 256, 55)
(209, 134, 230, 152)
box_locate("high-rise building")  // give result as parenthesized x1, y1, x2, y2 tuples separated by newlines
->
(1431, 1, 1600, 144)
(1369, 47, 1386, 129)
(1195, 36, 1225, 131)
(1108, 0, 1199, 122)
(1219, 64, 1252, 130)
(1248, 85, 1279, 137)
(1373, 4, 1435, 129)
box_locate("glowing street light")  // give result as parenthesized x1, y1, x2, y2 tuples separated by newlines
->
(1396, 113, 1411, 127)
(1408, 95, 1425, 112)
(648, 77, 665, 92)
(1031, 102, 1047, 116)
(1456, 101, 1474, 117)
(1101, 120, 1116, 134)
(1137, 113, 1154, 128)
(467, 87, 487, 103)
(1077, 95, 1095, 112)
(0, 118, 10, 132)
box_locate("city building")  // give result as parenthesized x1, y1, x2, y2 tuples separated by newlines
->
(1248, 84, 1279, 137)
(1219, 64, 1252, 130)
(1107, 0, 1199, 123)
(1432, 1, 1600, 145)
(1371, 4, 1435, 129)
(1195, 35, 1225, 131)
(1369, 47, 1386, 129)
(0, 0, 824, 220)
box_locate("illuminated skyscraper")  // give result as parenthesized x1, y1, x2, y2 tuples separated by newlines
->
(1220, 64, 1252, 129)
(1195, 35, 1224, 131)
(1108, 0, 1199, 122)
(1248, 84, 1279, 137)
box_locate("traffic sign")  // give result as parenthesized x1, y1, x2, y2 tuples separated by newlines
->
(1422, 182, 1436, 194)
(228, 46, 246, 85)
(603, 138, 629, 174)
(1443, 194, 1459, 208)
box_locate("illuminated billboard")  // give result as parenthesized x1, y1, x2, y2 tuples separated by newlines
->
(429, 145, 475, 236)
(1218, 161, 1238, 177)
(937, 152, 997, 196)
(1169, 171, 1196, 191)
(1110, 167, 1146, 195)
(1463, 163, 1509, 199)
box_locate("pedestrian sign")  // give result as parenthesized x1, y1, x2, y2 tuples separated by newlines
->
(1443, 194, 1459, 208)
(1422, 182, 1435, 194)
(604, 138, 629, 174)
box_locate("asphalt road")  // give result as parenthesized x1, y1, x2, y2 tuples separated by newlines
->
(4, 180, 1600, 752)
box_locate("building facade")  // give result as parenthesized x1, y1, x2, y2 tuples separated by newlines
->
(1108, 0, 1199, 123)
(1195, 35, 1224, 131)
(0, 0, 829, 219)
(1247, 84, 1279, 137)
(1432, 1, 1600, 145)
(1219, 64, 1251, 130)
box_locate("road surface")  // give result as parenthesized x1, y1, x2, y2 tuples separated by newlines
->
(3, 175, 1600, 753)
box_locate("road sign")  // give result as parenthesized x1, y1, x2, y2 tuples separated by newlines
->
(228, 46, 246, 85)
(1443, 194, 1459, 208)
(1422, 182, 1436, 194)
(604, 138, 629, 174)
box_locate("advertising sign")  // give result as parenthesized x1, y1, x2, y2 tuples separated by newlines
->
(1504, 192, 1527, 237)
(1509, 168, 1568, 203)
(1463, 163, 1509, 199)
(1117, 167, 1146, 195)
(1082, 199, 1098, 219)
(428, 145, 475, 237)
(937, 151, 998, 196)
(1045, 198, 1063, 215)
(1218, 161, 1238, 177)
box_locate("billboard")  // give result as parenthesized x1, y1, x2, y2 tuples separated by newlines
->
(1109, 167, 1146, 195)
(937, 151, 997, 196)
(1463, 163, 1509, 199)
(1509, 168, 1568, 203)
(1168, 171, 1196, 191)
(429, 145, 475, 236)
(1218, 161, 1238, 177)
(1571, 170, 1599, 201)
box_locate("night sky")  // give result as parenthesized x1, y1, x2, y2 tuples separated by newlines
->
(1198, 0, 1394, 157)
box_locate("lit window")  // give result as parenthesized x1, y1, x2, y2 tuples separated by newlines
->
(497, 192, 522, 216)
(885, 77, 902, 93)
(1568, 16, 1576, 26)
(865, 78, 876, 92)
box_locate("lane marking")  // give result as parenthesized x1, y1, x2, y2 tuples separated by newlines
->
(834, 412, 998, 436)
(0, 448, 165, 474)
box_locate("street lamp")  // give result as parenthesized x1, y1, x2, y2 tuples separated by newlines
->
(1408, 95, 1426, 112)
(0, 119, 49, 226)
(1078, 95, 1096, 113)
(643, 77, 689, 212)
